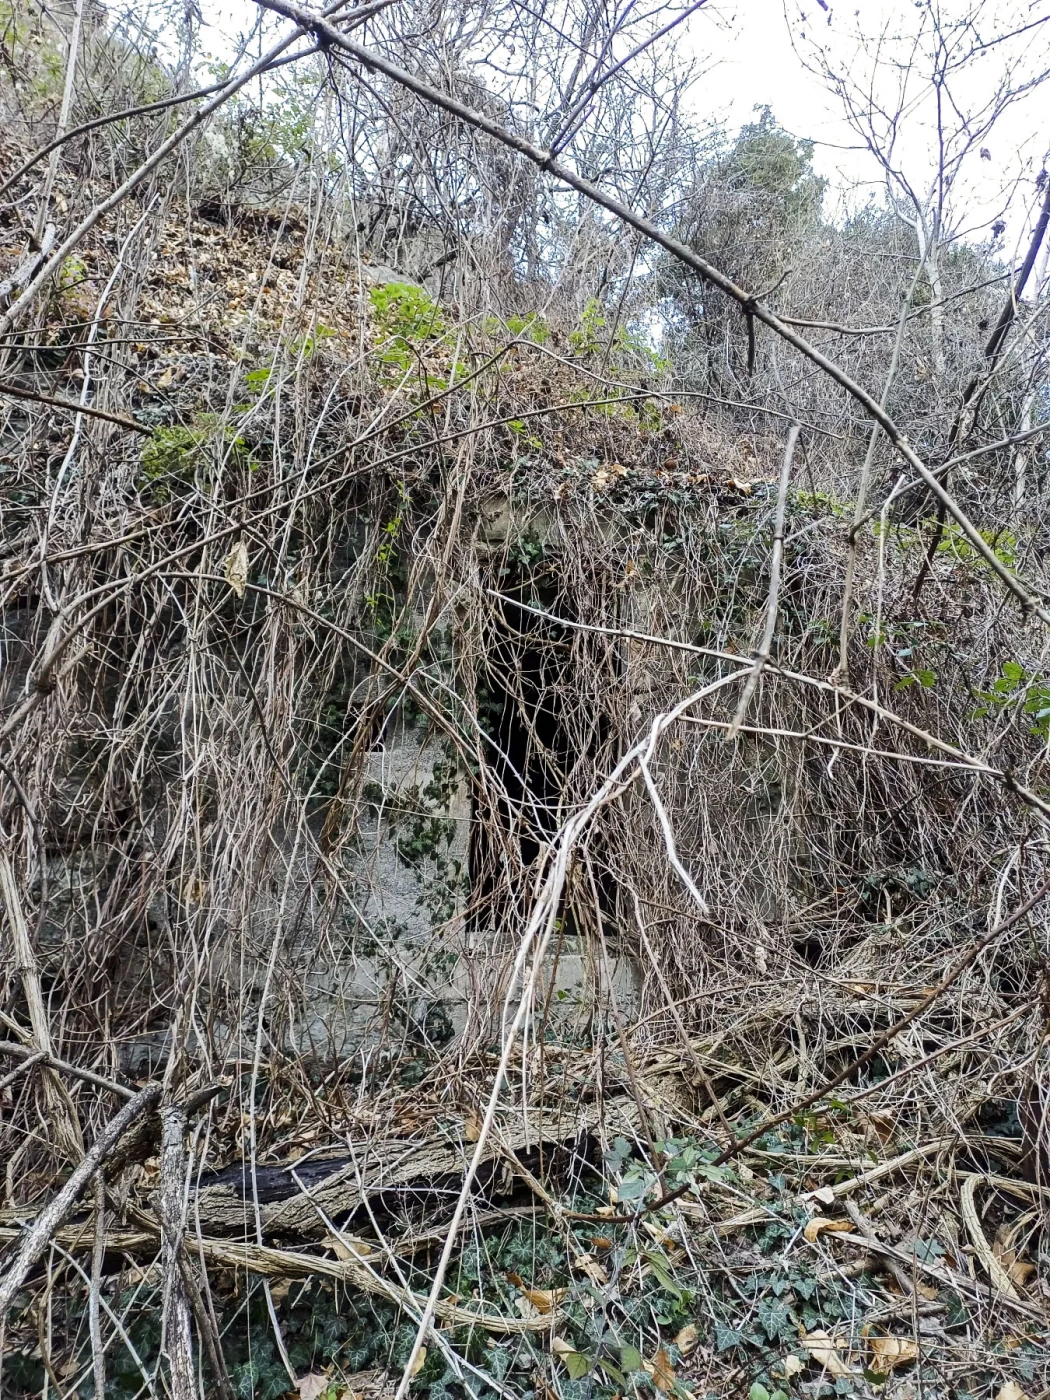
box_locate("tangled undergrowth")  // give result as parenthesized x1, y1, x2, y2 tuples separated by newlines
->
(1, 112, 1050, 1400)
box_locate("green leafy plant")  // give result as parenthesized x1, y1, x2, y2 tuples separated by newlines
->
(749, 1383, 789, 1400)
(290, 322, 336, 358)
(507, 418, 544, 452)
(369, 281, 447, 378)
(567, 299, 667, 372)
(569, 298, 608, 356)
(894, 667, 937, 691)
(791, 486, 847, 518)
(243, 365, 272, 390)
(139, 417, 262, 502)
(934, 519, 1017, 570)
(486, 311, 551, 344)
(140, 424, 202, 480)
(973, 660, 1050, 739)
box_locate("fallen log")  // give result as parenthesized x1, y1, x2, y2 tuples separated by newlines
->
(191, 1096, 645, 1238)
(0, 1095, 643, 1332)
(157, 1103, 196, 1400)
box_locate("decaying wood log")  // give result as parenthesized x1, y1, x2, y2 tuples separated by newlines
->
(0, 1222, 564, 1335)
(0, 1095, 644, 1337)
(191, 1096, 644, 1238)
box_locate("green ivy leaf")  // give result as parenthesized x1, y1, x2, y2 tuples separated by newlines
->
(563, 1350, 593, 1380)
(644, 1250, 684, 1299)
(620, 1344, 644, 1372)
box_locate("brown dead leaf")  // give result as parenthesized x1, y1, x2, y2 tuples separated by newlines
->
(803, 1216, 854, 1244)
(590, 462, 628, 491)
(675, 1324, 698, 1356)
(224, 541, 249, 599)
(993, 1234, 1036, 1290)
(641, 1221, 679, 1249)
(525, 1287, 568, 1314)
(573, 1253, 608, 1285)
(861, 1110, 896, 1144)
(324, 1234, 372, 1262)
(995, 1384, 1029, 1400)
(268, 1278, 291, 1305)
(408, 1347, 427, 1377)
(513, 1282, 567, 1314)
(463, 1109, 481, 1142)
(298, 1376, 331, 1400)
(182, 876, 206, 904)
(869, 1336, 919, 1373)
(649, 1348, 676, 1393)
(801, 1330, 852, 1379)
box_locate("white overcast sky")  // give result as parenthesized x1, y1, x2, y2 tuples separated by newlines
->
(198, 0, 1050, 247)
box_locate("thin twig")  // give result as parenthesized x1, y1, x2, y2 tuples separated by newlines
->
(727, 423, 800, 737)
(0, 1041, 137, 1100)
(90, 1174, 106, 1400)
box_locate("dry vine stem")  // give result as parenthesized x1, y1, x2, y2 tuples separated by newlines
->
(711, 876, 1050, 1163)
(0, 853, 83, 1161)
(726, 422, 800, 737)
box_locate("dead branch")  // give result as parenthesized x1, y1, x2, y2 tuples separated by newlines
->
(0, 1040, 137, 1100)
(726, 423, 800, 736)
(0, 1082, 161, 1317)
(0, 379, 148, 433)
(157, 1104, 196, 1400)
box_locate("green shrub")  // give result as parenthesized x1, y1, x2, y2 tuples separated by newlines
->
(369, 281, 447, 377)
(138, 425, 204, 500)
(973, 660, 1050, 740)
